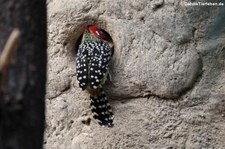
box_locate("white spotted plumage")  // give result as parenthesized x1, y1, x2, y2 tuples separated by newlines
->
(76, 26, 114, 127)
(76, 40, 112, 90)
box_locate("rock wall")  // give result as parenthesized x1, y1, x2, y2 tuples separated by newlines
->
(45, 0, 225, 148)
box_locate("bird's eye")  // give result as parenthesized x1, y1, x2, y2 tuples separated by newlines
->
(95, 30, 100, 36)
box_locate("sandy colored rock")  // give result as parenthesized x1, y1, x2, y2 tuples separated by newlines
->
(45, 0, 225, 148)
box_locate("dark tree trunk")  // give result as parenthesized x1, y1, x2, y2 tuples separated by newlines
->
(0, 0, 47, 149)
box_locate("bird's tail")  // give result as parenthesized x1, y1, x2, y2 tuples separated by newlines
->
(90, 89, 114, 127)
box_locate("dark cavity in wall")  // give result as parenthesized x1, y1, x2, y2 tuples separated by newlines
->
(74, 25, 114, 56)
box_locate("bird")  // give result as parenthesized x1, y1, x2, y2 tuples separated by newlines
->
(76, 25, 114, 127)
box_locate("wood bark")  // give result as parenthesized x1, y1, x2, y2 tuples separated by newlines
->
(0, 0, 47, 148)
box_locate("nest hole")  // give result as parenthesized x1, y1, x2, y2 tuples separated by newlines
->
(74, 25, 114, 56)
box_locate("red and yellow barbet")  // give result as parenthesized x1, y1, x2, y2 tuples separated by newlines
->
(76, 25, 114, 127)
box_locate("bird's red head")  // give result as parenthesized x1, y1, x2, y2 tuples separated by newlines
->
(85, 25, 109, 41)
(82, 25, 114, 55)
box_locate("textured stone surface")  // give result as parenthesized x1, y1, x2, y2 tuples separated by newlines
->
(45, 0, 225, 148)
